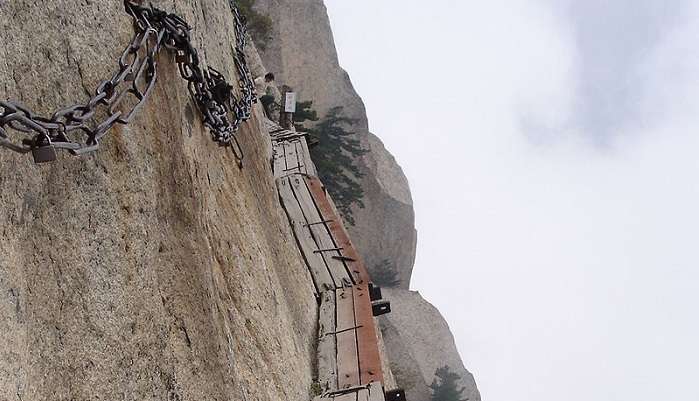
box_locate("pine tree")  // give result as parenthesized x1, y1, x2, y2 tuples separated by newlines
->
(308, 106, 367, 226)
(293, 100, 319, 131)
(371, 259, 401, 287)
(430, 366, 468, 401)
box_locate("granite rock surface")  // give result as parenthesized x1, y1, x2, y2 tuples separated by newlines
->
(0, 1, 317, 400)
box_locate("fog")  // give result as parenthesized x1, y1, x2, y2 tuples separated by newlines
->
(325, 1, 699, 400)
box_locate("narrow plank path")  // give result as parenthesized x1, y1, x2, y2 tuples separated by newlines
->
(267, 120, 404, 401)
(277, 177, 335, 293)
(290, 176, 352, 287)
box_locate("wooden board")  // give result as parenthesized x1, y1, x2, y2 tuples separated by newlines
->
(353, 284, 384, 385)
(299, 136, 317, 176)
(321, 385, 383, 401)
(272, 142, 286, 178)
(356, 388, 371, 401)
(318, 291, 338, 393)
(284, 140, 301, 174)
(276, 177, 335, 291)
(368, 382, 386, 401)
(334, 394, 358, 401)
(294, 140, 311, 175)
(336, 287, 360, 389)
(290, 176, 351, 287)
(319, 290, 337, 338)
(289, 139, 303, 175)
(275, 131, 307, 140)
(305, 176, 371, 285)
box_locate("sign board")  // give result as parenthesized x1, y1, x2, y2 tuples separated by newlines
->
(284, 92, 297, 113)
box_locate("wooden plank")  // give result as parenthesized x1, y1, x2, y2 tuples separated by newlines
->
(274, 131, 308, 141)
(356, 388, 371, 401)
(292, 139, 308, 175)
(304, 176, 371, 285)
(272, 142, 287, 178)
(290, 176, 351, 287)
(368, 382, 386, 401)
(336, 287, 360, 389)
(318, 291, 338, 393)
(299, 136, 317, 176)
(276, 177, 335, 291)
(353, 284, 384, 385)
(335, 288, 356, 333)
(319, 290, 338, 337)
(284, 140, 301, 174)
(334, 394, 358, 401)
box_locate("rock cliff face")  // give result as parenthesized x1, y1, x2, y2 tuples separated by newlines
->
(249, 2, 480, 399)
(381, 290, 481, 401)
(0, 1, 317, 400)
(253, 0, 417, 288)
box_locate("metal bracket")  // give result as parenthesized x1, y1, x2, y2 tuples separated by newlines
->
(322, 384, 371, 397)
(323, 325, 364, 336)
(369, 283, 383, 301)
(314, 247, 343, 254)
(372, 301, 391, 316)
(304, 219, 334, 227)
(385, 389, 407, 401)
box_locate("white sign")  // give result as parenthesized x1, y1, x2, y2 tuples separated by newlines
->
(284, 92, 297, 113)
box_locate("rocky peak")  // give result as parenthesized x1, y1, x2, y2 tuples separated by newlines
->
(253, 0, 418, 288)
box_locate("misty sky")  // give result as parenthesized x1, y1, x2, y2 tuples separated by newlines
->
(325, 1, 699, 400)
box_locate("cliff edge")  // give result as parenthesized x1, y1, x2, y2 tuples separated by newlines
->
(381, 290, 481, 401)
(0, 1, 317, 399)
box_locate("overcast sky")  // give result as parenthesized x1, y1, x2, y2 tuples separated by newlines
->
(325, 1, 699, 400)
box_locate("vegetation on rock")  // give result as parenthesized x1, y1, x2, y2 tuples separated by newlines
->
(371, 259, 401, 287)
(430, 365, 469, 401)
(293, 100, 319, 129)
(236, 0, 273, 50)
(305, 106, 367, 226)
(309, 381, 323, 397)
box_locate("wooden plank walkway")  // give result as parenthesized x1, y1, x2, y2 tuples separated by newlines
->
(266, 119, 398, 401)
(305, 176, 371, 285)
(271, 125, 316, 178)
(277, 176, 336, 293)
(290, 176, 353, 287)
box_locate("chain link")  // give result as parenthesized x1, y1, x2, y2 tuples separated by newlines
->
(0, 0, 257, 164)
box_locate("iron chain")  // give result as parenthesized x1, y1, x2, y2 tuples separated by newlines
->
(0, 0, 257, 164)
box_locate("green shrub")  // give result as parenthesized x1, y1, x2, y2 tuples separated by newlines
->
(309, 381, 323, 397)
(430, 366, 468, 401)
(236, 0, 274, 50)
